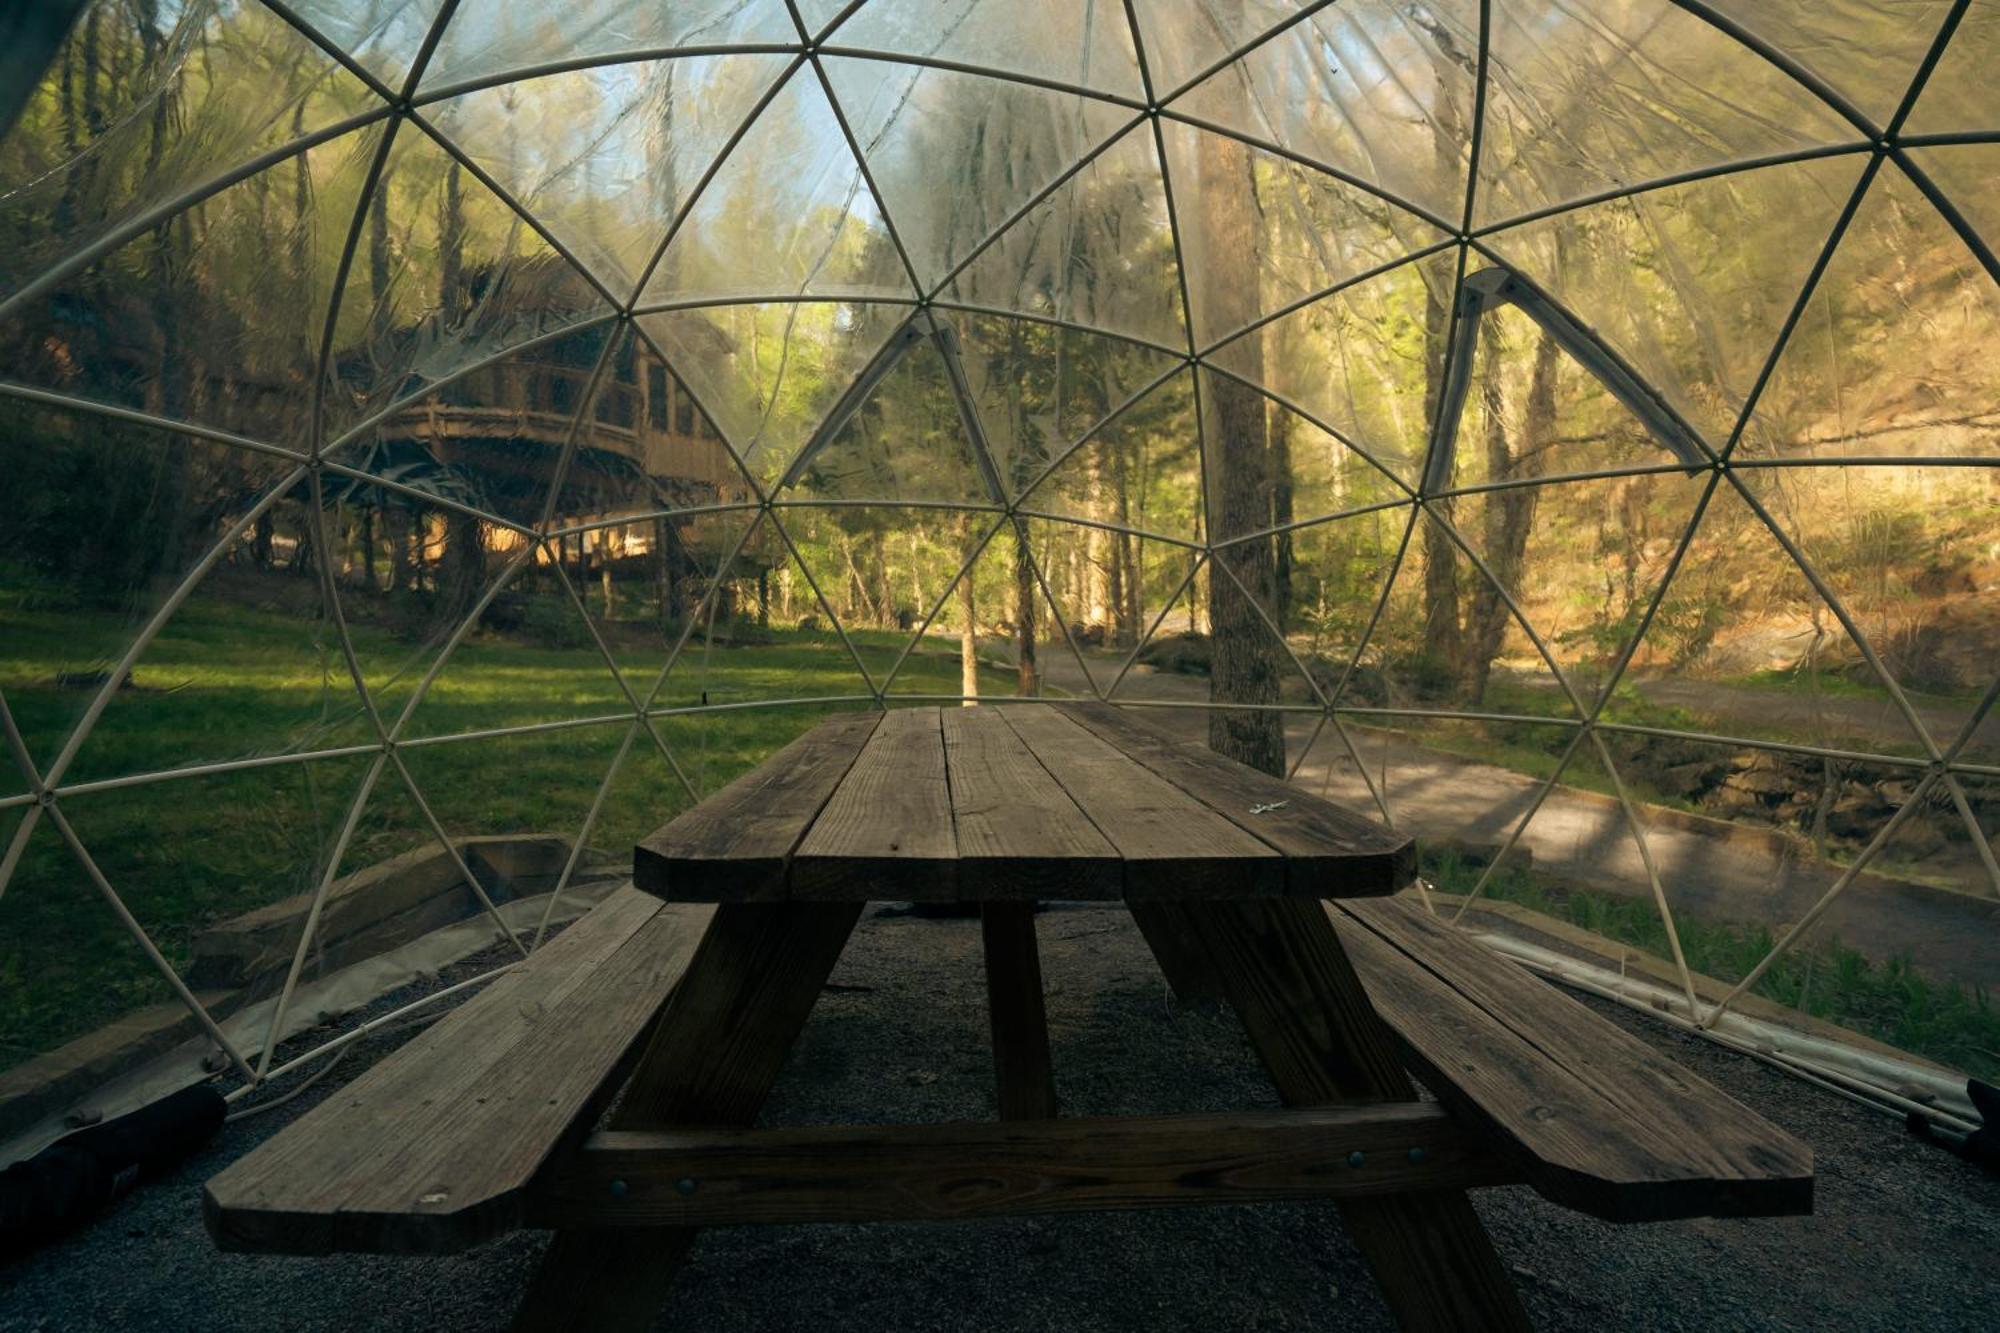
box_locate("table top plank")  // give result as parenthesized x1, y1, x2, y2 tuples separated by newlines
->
(1001, 707, 1285, 899)
(634, 710, 881, 902)
(943, 706, 1121, 901)
(1061, 703, 1412, 897)
(791, 707, 959, 900)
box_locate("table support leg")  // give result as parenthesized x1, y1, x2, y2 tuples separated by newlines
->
(1128, 902, 1229, 1004)
(514, 901, 863, 1332)
(979, 902, 1057, 1120)
(1132, 899, 1531, 1333)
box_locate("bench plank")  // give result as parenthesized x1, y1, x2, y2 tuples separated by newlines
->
(944, 706, 1119, 901)
(203, 888, 714, 1255)
(1002, 708, 1285, 899)
(635, 709, 879, 902)
(792, 708, 958, 900)
(529, 1105, 1512, 1227)
(1331, 898, 1814, 1222)
(1062, 703, 1413, 896)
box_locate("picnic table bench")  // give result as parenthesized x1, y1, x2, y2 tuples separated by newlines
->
(206, 703, 1811, 1330)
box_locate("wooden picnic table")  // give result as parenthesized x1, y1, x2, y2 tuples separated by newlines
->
(207, 702, 1811, 1331)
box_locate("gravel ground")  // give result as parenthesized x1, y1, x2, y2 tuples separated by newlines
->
(2, 903, 1995, 1332)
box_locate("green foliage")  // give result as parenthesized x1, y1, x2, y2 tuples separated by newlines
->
(1422, 849, 1999, 1082)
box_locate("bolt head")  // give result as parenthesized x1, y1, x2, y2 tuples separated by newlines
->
(609, 1179, 629, 1198)
(675, 1177, 698, 1196)
(1407, 1147, 1429, 1165)
(1346, 1150, 1366, 1169)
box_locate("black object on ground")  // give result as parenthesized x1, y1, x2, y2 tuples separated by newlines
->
(0, 1085, 226, 1257)
(1907, 1077, 2000, 1176)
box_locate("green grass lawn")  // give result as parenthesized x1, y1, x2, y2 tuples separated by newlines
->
(1423, 848, 2000, 1082)
(0, 576, 984, 1069)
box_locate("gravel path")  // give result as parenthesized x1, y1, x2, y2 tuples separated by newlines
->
(2, 904, 1995, 1332)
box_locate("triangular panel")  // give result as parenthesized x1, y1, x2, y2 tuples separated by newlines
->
(0, 6, 381, 310)
(1260, 502, 1415, 696)
(1109, 548, 1209, 702)
(320, 124, 616, 451)
(636, 300, 915, 487)
(1165, 0, 1480, 224)
(1449, 468, 1711, 714)
(1201, 369, 1406, 542)
(877, 514, 1011, 698)
(1696, 0, 1949, 128)
(1205, 248, 1459, 488)
(644, 67, 916, 306)
(1731, 463, 1997, 764)
(1476, 0, 1856, 227)
(58, 753, 377, 1059)
(822, 56, 1136, 293)
(783, 505, 1008, 689)
(1022, 367, 1204, 544)
(391, 721, 634, 911)
(944, 123, 1184, 348)
(1, 120, 391, 457)
(916, 512, 1104, 696)
(421, 0, 798, 93)
(391, 543, 641, 743)
(1739, 160, 2000, 464)
(928, 311, 1185, 497)
(0, 398, 376, 791)
(423, 55, 792, 299)
(1348, 506, 1578, 720)
(832, 1, 1146, 102)
(1605, 477, 1936, 760)
(1482, 154, 1868, 448)
(1159, 118, 1447, 349)
(1129, 1, 1316, 99)
(777, 333, 1000, 505)
(645, 512, 877, 710)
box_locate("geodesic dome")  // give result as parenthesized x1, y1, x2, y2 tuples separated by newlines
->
(0, 0, 1995, 1124)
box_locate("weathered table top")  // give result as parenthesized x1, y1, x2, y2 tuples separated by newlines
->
(635, 703, 1414, 903)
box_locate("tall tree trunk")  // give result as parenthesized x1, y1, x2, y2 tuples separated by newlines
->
(55, 40, 78, 233)
(361, 505, 377, 590)
(1196, 132, 1285, 776)
(443, 510, 485, 620)
(252, 509, 275, 570)
(600, 529, 617, 621)
(439, 162, 464, 311)
(1014, 523, 1038, 696)
(1268, 401, 1295, 626)
(1417, 28, 1472, 701)
(959, 517, 979, 704)
(1464, 330, 1556, 706)
(1418, 279, 1465, 697)
(654, 516, 678, 627)
(368, 166, 392, 313)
